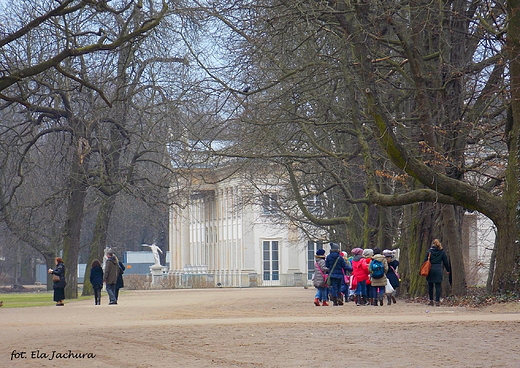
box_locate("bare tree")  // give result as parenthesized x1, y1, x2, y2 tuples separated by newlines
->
(190, 0, 515, 295)
(0, 0, 178, 297)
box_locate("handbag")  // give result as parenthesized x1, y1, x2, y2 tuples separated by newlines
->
(420, 253, 431, 277)
(326, 256, 341, 286)
(390, 265, 400, 280)
(326, 273, 332, 286)
(385, 279, 395, 294)
(52, 274, 60, 282)
(342, 268, 349, 285)
(315, 262, 328, 287)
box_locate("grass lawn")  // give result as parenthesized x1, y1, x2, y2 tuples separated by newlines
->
(0, 292, 93, 308)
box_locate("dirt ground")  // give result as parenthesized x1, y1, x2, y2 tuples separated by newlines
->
(1, 287, 520, 368)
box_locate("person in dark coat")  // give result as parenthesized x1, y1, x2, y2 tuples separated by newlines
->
(89, 259, 104, 305)
(104, 252, 120, 305)
(115, 261, 126, 301)
(325, 243, 352, 306)
(48, 257, 66, 306)
(424, 239, 451, 306)
(383, 249, 400, 305)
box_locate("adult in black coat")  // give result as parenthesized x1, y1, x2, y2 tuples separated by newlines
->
(115, 261, 126, 301)
(424, 239, 451, 306)
(89, 259, 104, 305)
(48, 257, 66, 306)
(325, 243, 352, 306)
(104, 252, 119, 305)
(383, 250, 400, 304)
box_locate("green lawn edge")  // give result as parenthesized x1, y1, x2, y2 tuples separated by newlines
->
(0, 292, 96, 308)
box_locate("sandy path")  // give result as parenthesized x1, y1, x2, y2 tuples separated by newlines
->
(1, 287, 519, 367)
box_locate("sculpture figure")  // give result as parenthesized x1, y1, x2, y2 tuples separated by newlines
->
(142, 243, 163, 266)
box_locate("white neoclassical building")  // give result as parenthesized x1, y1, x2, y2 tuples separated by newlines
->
(462, 211, 495, 286)
(168, 171, 326, 287)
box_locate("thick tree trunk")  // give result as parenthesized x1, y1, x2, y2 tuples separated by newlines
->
(82, 195, 116, 296)
(397, 204, 414, 297)
(44, 253, 56, 291)
(493, 214, 519, 292)
(400, 202, 438, 297)
(62, 147, 88, 300)
(495, 0, 520, 292)
(440, 204, 465, 296)
(486, 239, 497, 294)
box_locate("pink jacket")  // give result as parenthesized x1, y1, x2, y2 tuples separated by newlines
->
(351, 257, 369, 283)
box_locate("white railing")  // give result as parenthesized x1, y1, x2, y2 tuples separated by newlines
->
(164, 270, 310, 288)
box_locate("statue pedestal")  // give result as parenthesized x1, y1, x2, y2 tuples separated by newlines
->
(150, 264, 164, 287)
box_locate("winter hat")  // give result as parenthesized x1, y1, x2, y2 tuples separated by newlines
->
(351, 247, 364, 255)
(316, 249, 326, 257)
(383, 249, 394, 257)
(330, 242, 340, 251)
(362, 248, 374, 258)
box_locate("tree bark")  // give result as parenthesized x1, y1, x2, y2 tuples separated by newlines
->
(496, 0, 520, 292)
(62, 132, 88, 300)
(82, 195, 116, 296)
(440, 204, 465, 296)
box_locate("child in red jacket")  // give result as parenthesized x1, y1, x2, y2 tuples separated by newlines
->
(362, 248, 374, 305)
(351, 248, 369, 305)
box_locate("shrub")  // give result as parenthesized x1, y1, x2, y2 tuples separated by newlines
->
(124, 275, 151, 290)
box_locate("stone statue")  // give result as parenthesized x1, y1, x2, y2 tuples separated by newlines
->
(142, 243, 163, 266)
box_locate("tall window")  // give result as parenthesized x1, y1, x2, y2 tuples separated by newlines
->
(261, 194, 278, 215)
(306, 195, 323, 215)
(307, 241, 322, 280)
(263, 240, 279, 280)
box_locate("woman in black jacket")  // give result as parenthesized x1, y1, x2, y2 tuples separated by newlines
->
(89, 259, 104, 305)
(383, 249, 400, 305)
(48, 257, 66, 306)
(425, 239, 451, 306)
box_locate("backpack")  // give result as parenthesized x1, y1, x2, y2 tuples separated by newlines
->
(371, 259, 385, 279)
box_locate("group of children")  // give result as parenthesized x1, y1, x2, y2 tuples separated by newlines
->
(312, 244, 400, 306)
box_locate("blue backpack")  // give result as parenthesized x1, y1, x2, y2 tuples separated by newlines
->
(371, 259, 385, 279)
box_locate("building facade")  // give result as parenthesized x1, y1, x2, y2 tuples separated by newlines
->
(168, 176, 325, 287)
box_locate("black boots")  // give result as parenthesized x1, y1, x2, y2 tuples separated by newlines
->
(331, 296, 338, 306)
(94, 289, 101, 305)
(370, 298, 383, 306)
(354, 296, 368, 305)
